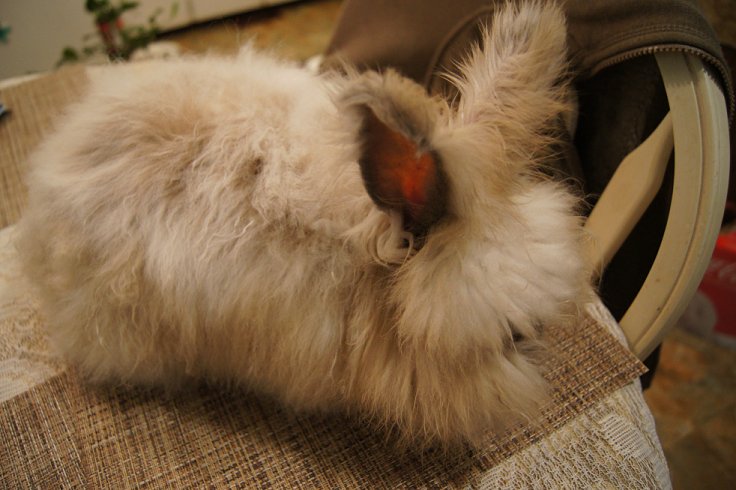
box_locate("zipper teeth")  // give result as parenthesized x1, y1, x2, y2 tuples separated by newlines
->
(594, 45, 735, 121)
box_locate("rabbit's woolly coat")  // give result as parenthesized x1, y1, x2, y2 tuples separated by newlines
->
(19, 2, 589, 447)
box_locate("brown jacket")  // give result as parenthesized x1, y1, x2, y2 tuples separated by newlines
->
(324, 0, 733, 116)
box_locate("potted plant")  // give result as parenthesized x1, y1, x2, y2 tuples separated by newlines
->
(59, 0, 175, 65)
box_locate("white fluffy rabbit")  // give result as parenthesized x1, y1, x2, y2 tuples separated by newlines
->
(19, 2, 589, 447)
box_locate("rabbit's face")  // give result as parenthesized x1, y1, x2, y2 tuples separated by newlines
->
(327, 5, 589, 446)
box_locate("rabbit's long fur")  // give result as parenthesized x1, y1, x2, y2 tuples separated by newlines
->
(18, 2, 589, 447)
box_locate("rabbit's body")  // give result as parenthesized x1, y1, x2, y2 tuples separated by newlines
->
(22, 53, 381, 402)
(19, 2, 589, 446)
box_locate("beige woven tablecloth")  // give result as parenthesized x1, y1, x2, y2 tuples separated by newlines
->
(0, 67, 670, 488)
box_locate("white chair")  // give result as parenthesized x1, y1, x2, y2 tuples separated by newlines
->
(585, 52, 730, 359)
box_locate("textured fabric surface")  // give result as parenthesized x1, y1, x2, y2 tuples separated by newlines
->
(0, 67, 668, 488)
(479, 381, 671, 489)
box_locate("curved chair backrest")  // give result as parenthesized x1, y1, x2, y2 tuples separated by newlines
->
(585, 53, 730, 359)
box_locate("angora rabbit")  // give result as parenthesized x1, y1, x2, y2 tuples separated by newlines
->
(19, 2, 589, 447)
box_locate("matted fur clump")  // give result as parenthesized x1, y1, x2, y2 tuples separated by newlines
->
(18, 2, 589, 447)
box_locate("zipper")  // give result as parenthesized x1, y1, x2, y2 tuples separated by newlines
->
(593, 44, 735, 122)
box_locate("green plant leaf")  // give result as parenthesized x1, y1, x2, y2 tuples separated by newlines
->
(57, 47, 80, 67)
(85, 0, 109, 13)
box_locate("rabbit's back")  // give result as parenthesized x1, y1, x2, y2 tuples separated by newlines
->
(18, 54, 372, 398)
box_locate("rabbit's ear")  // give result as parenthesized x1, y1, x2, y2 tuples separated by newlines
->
(357, 104, 448, 236)
(447, 2, 571, 167)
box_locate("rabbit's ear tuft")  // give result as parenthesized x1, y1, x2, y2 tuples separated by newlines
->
(357, 104, 448, 236)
